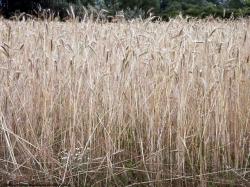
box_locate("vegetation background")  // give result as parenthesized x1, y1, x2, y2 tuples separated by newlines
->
(1, 0, 250, 19)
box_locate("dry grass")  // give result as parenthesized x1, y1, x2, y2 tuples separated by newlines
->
(0, 17, 250, 186)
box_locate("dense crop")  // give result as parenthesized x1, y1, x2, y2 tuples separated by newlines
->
(0, 18, 250, 186)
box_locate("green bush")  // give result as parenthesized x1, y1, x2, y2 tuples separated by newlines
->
(246, 0, 250, 7)
(185, 4, 202, 17)
(227, 0, 245, 9)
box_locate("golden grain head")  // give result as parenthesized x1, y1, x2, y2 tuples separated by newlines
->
(0, 18, 249, 186)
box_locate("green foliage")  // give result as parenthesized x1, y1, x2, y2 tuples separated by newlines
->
(227, 0, 245, 8)
(246, 0, 250, 6)
(3, 0, 250, 19)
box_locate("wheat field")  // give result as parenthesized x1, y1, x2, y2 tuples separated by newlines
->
(0, 17, 250, 186)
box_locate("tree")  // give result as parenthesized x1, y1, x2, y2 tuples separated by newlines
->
(227, 0, 245, 8)
(118, 0, 160, 11)
(244, 0, 250, 6)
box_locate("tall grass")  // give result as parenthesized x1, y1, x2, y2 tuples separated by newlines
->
(0, 17, 249, 186)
